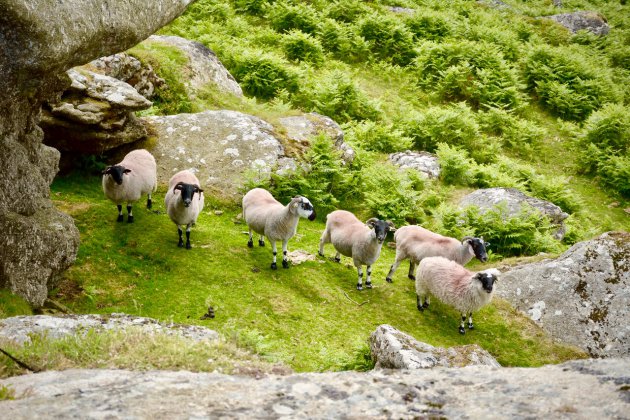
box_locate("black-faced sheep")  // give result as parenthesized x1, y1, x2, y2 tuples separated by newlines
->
(318, 210, 395, 291)
(164, 170, 204, 249)
(102, 149, 157, 223)
(416, 256, 500, 334)
(386, 225, 488, 283)
(242, 188, 316, 270)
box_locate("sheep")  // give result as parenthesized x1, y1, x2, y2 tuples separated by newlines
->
(385, 225, 488, 283)
(318, 210, 396, 291)
(416, 256, 500, 334)
(242, 188, 316, 270)
(164, 170, 204, 249)
(102, 149, 157, 223)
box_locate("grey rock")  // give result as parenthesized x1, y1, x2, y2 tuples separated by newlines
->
(0, 0, 194, 307)
(498, 232, 630, 358)
(369, 324, 500, 369)
(278, 113, 354, 165)
(148, 35, 243, 97)
(144, 110, 285, 198)
(1, 359, 629, 418)
(41, 68, 151, 154)
(477, 0, 514, 11)
(389, 150, 440, 179)
(389, 7, 416, 14)
(545, 11, 610, 36)
(459, 187, 569, 239)
(0, 314, 219, 345)
(89, 52, 165, 99)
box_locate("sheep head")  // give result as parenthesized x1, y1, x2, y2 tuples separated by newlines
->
(366, 218, 396, 244)
(102, 165, 131, 185)
(174, 182, 203, 207)
(291, 196, 316, 221)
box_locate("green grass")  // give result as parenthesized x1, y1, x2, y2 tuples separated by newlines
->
(0, 291, 32, 319)
(44, 174, 586, 372)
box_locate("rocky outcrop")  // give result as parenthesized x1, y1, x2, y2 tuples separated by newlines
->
(88, 53, 165, 99)
(41, 68, 152, 154)
(546, 11, 610, 36)
(278, 113, 355, 164)
(0, 0, 194, 307)
(144, 110, 287, 198)
(369, 324, 500, 369)
(148, 35, 243, 98)
(459, 187, 569, 240)
(498, 232, 630, 358)
(389, 150, 440, 179)
(1, 359, 629, 417)
(0, 314, 219, 345)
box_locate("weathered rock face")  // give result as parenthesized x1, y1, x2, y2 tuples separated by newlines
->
(546, 11, 610, 36)
(278, 113, 355, 165)
(0, 0, 194, 307)
(1, 359, 629, 418)
(459, 187, 569, 239)
(148, 35, 243, 97)
(41, 69, 152, 154)
(389, 150, 440, 179)
(369, 324, 500, 369)
(498, 232, 630, 358)
(88, 53, 165, 99)
(0, 314, 219, 345)
(144, 110, 285, 198)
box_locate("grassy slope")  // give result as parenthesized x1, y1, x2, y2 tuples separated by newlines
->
(49, 175, 585, 372)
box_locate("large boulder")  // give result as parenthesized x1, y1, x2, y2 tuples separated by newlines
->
(369, 324, 500, 369)
(41, 68, 152, 154)
(0, 0, 194, 307)
(389, 151, 440, 179)
(459, 187, 569, 239)
(143, 110, 287, 198)
(88, 52, 165, 99)
(1, 359, 629, 417)
(148, 35, 243, 98)
(497, 232, 630, 358)
(546, 11, 610, 36)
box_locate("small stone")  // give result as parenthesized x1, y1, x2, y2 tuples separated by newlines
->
(214, 210, 224, 216)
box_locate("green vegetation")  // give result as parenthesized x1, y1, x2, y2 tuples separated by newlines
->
(2, 0, 628, 376)
(0, 291, 32, 319)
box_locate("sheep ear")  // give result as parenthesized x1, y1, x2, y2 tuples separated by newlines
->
(365, 218, 378, 228)
(174, 183, 183, 191)
(102, 166, 111, 175)
(123, 169, 132, 174)
(386, 220, 396, 231)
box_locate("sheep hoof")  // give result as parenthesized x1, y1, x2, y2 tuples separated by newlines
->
(423, 302, 430, 309)
(271, 262, 277, 270)
(186, 242, 192, 250)
(468, 323, 474, 330)
(356, 284, 363, 291)
(459, 327, 466, 335)
(127, 216, 134, 223)
(385, 277, 393, 283)
(177, 241, 184, 248)
(282, 260, 289, 269)
(408, 275, 416, 281)
(318, 251, 324, 257)
(365, 282, 372, 289)
(258, 239, 265, 247)
(146, 200, 152, 210)
(417, 304, 424, 312)
(334, 257, 341, 263)
(247, 240, 254, 248)
(117, 215, 124, 222)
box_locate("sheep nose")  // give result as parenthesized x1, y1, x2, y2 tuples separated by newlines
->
(183, 199, 191, 207)
(308, 212, 316, 221)
(481, 256, 488, 262)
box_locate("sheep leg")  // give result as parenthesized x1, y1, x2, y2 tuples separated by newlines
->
(468, 313, 474, 330)
(177, 226, 184, 248)
(185, 224, 192, 249)
(334, 252, 341, 263)
(386, 259, 401, 283)
(146, 193, 152, 210)
(459, 315, 466, 335)
(408, 261, 417, 281)
(270, 240, 278, 270)
(356, 266, 363, 291)
(318, 229, 329, 257)
(116, 205, 124, 222)
(259, 235, 265, 247)
(247, 230, 254, 248)
(282, 240, 289, 269)
(365, 266, 373, 289)
(126, 204, 134, 223)
(417, 295, 424, 312)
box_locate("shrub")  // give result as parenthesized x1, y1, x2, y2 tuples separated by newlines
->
(609, 47, 630, 70)
(268, 2, 319, 34)
(415, 41, 524, 110)
(325, 0, 369, 23)
(229, 52, 299, 99)
(356, 14, 417, 66)
(282, 30, 324, 65)
(292, 70, 381, 122)
(234, 0, 269, 15)
(477, 108, 544, 155)
(345, 120, 412, 153)
(316, 19, 369, 63)
(523, 46, 617, 121)
(435, 143, 477, 186)
(403, 11, 451, 41)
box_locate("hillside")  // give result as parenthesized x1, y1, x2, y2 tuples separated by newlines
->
(2, 0, 629, 376)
